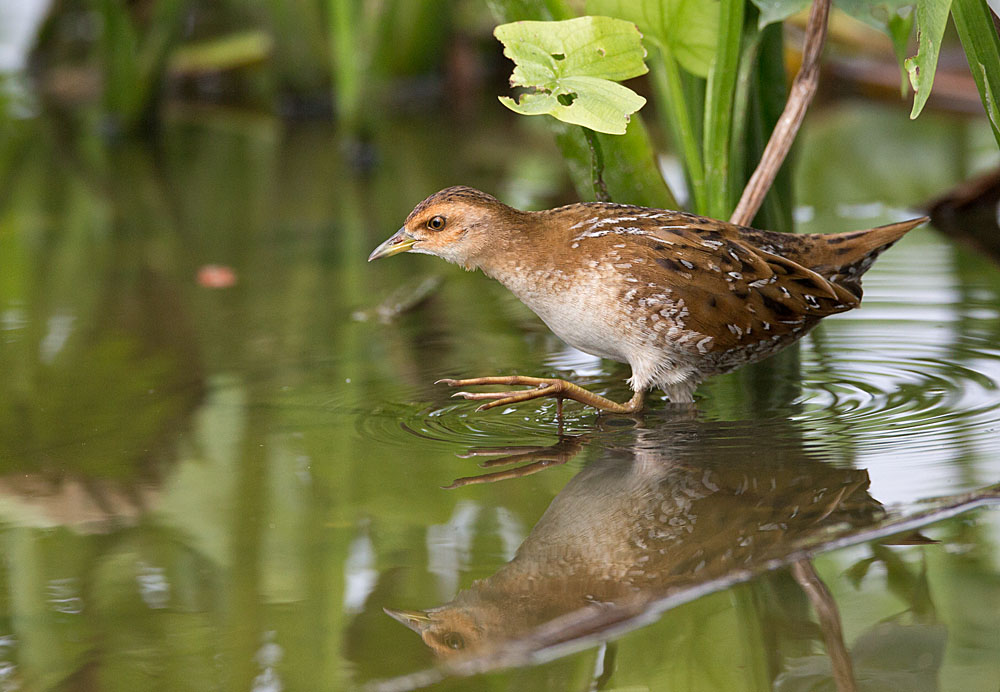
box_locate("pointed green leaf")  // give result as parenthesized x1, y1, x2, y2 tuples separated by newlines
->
(952, 0, 1000, 147)
(750, 0, 913, 30)
(495, 16, 649, 135)
(837, 0, 916, 30)
(749, 0, 808, 28)
(888, 10, 916, 96)
(980, 61, 999, 132)
(904, 0, 953, 119)
(586, 0, 720, 77)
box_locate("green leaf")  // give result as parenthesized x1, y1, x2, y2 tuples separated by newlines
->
(750, 0, 913, 30)
(952, 0, 1000, 147)
(904, 0, 953, 119)
(888, 10, 916, 96)
(586, 0, 720, 78)
(837, 0, 915, 30)
(168, 31, 273, 75)
(501, 77, 647, 133)
(749, 0, 808, 28)
(495, 16, 649, 135)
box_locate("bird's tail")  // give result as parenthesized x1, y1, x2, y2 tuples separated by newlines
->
(806, 216, 929, 299)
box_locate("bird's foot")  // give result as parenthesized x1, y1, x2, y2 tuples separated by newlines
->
(442, 436, 586, 489)
(436, 375, 645, 414)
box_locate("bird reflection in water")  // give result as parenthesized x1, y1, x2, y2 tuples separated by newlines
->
(385, 421, 887, 660)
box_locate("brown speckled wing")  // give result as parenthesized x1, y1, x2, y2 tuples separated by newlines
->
(641, 219, 860, 351)
(563, 209, 861, 353)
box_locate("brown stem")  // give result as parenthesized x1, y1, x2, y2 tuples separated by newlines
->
(792, 559, 857, 692)
(730, 0, 831, 227)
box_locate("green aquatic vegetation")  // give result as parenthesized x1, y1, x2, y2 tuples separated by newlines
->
(753, 0, 1000, 146)
(95, 0, 190, 131)
(951, 0, 1000, 146)
(495, 16, 649, 136)
(586, 0, 722, 77)
(492, 0, 1000, 223)
(905, 0, 952, 120)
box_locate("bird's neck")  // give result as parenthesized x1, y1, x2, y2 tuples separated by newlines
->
(474, 209, 558, 285)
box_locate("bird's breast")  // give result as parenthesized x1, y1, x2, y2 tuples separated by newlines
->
(494, 267, 631, 364)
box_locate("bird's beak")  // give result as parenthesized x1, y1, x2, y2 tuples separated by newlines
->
(383, 607, 433, 633)
(368, 227, 417, 262)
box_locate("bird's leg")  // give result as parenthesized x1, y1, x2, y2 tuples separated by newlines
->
(436, 376, 646, 414)
(442, 436, 586, 489)
(442, 459, 560, 488)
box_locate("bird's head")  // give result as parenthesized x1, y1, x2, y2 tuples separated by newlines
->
(368, 187, 517, 269)
(383, 606, 486, 657)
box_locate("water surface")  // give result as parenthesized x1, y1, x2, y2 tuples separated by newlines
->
(1, 104, 999, 691)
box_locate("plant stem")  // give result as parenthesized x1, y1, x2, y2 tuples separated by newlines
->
(703, 0, 745, 219)
(731, 0, 831, 227)
(747, 22, 795, 233)
(792, 560, 857, 692)
(582, 127, 611, 202)
(329, 0, 361, 131)
(728, 27, 761, 212)
(650, 44, 706, 212)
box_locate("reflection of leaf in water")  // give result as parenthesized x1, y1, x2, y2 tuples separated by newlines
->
(845, 556, 878, 588)
(775, 620, 947, 692)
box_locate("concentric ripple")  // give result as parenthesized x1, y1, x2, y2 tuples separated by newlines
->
(356, 378, 616, 449)
(785, 226, 1000, 502)
(795, 344, 1000, 448)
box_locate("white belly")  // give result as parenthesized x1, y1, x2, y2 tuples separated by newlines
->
(534, 303, 628, 363)
(500, 272, 630, 364)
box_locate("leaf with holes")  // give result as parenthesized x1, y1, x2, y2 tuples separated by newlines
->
(495, 16, 648, 135)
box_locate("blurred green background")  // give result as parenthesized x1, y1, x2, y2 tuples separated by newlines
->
(2, 1, 1000, 691)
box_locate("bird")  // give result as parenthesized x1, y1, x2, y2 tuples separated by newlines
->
(383, 424, 885, 657)
(368, 186, 927, 413)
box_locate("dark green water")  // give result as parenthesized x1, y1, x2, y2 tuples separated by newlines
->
(1, 103, 1000, 691)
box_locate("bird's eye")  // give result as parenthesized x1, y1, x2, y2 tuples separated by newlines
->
(443, 632, 465, 650)
(427, 215, 446, 231)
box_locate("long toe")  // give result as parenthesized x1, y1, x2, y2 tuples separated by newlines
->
(451, 390, 513, 400)
(475, 385, 561, 411)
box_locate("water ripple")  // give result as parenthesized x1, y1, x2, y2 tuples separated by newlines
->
(794, 330, 1000, 465)
(358, 393, 604, 449)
